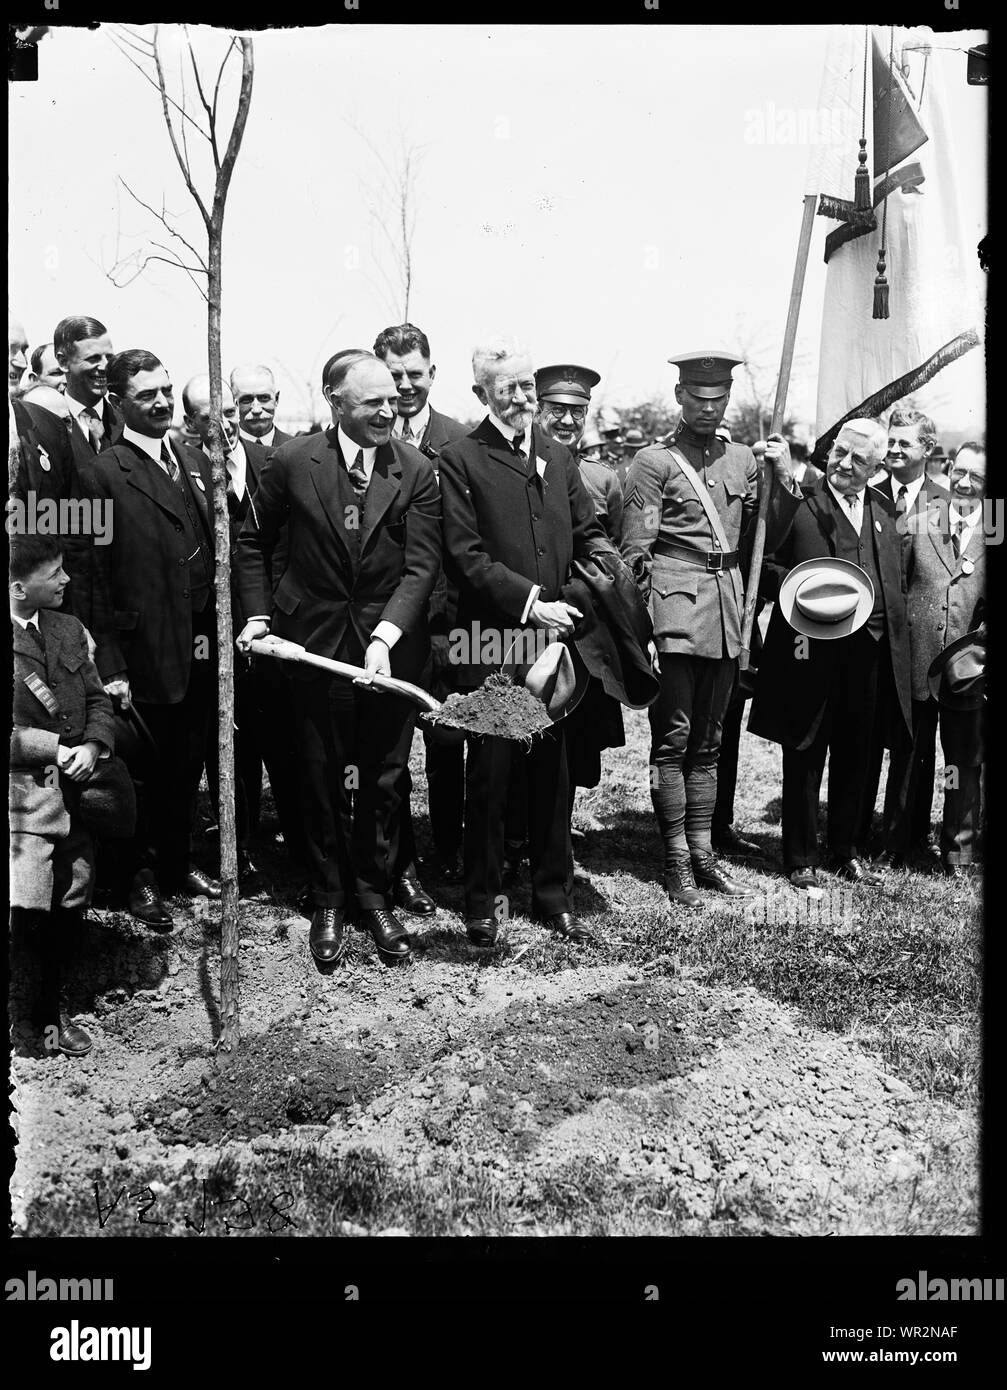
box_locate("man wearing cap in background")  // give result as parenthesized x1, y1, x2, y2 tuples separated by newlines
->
(896, 442, 986, 878)
(749, 418, 911, 890)
(622, 351, 801, 910)
(535, 364, 628, 829)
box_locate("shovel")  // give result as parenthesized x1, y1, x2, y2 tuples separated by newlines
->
(249, 635, 440, 710)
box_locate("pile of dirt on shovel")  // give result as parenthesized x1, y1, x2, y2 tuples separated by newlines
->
(422, 671, 553, 743)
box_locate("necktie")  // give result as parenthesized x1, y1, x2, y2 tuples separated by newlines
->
(845, 493, 861, 534)
(952, 520, 964, 560)
(160, 442, 182, 486)
(22, 620, 44, 655)
(895, 484, 909, 520)
(512, 430, 526, 467)
(347, 449, 369, 497)
(82, 407, 105, 451)
(400, 417, 414, 443)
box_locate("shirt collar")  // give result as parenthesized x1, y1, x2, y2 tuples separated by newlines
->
(123, 424, 170, 464)
(66, 392, 105, 421)
(486, 412, 526, 449)
(11, 609, 40, 629)
(949, 500, 981, 530)
(240, 425, 274, 447)
(890, 472, 926, 506)
(827, 480, 865, 510)
(337, 425, 376, 469)
(397, 403, 430, 443)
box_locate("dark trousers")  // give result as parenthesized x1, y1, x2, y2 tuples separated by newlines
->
(881, 696, 939, 855)
(464, 725, 572, 920)
(395, 732, 466, 873)
(122, 608, 216, 889)
(859, 663, 917, 853)
(712, 697, 744, 835)
(781, 630, 885, 869)
(288, 639, 417, 909)
(936, 702, 983, 865)
(649, 653, 737, 866)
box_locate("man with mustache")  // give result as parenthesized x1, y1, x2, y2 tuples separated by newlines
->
(749, 418, 911, 889)
(439, 338, 618, 948)
(230, 363, 292, 449)
(90, 350, 220, 928)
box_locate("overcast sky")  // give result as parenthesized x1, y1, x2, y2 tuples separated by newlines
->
(10, 23, 987, 432)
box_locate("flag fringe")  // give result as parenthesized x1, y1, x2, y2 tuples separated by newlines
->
(812, 329, 982, 465)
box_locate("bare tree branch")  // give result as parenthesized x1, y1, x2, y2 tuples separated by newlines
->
(186, 27, 220, 170)
(118, 177, 208, 271)
(107, 26, 212, 146)
(152, 26, 211, 227)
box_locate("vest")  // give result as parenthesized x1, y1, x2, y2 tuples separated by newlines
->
(833, 496, 885, 641)
(170, 468, 212, 612)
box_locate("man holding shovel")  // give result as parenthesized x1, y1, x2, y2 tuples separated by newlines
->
(235, 350, 441, 967)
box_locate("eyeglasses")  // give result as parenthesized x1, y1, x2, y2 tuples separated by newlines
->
(542, 402, 588, 422)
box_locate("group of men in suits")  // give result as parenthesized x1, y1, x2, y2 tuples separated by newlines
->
(10, 308, 985, 987)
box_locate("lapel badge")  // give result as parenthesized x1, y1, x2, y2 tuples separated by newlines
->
(874, 519, 882, 532)
(961, 557, 974, 575)
(38, 447, 51, 472)
(190, 472, 206, 492)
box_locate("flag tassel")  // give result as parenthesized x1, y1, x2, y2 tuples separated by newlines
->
(873, 250, 890, 319)
(854, 137, 872, 211)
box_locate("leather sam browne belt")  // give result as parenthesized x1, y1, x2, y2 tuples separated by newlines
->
(653, 539, 740, 572)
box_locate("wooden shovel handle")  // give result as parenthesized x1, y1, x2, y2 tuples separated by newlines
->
(249, 636, 442, 712)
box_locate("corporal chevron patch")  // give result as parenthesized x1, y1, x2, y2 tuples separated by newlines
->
(624, 484, 648, 511)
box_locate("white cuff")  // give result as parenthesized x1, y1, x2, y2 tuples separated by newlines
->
(371, 621, 402, 649)
(520, 585, 541, 625)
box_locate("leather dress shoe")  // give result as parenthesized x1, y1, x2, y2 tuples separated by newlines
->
(181, 866, 222, 899)
(711, 825, 762, 857)
(692, 854, 755, 897)
(830, 857, 882, 886)
(789, 867, 819, 890)
(358, 908, 411, 964)
(393, 872, 436, 917)
(466, 917, 498, 947)
(309, 908, 346, 964)
(55, 1014, 93, 1057)
(537, 912, 597, 945)
(128, 870, 174, 929)
(665, 861, 703, 909)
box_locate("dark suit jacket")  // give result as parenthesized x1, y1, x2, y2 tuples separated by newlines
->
(11, 399, 119, 680)
(416, 407, 469, 648)
(235, 428, 441, 684)
(439, 418, 616, 686)
(90, 438, 216, 704)
(748, 480, 911, 750)
(10, 610, 117, 838)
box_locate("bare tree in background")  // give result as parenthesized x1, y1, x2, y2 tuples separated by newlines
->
(349, 123, 426, 322)
(106, 23, 254, 1052)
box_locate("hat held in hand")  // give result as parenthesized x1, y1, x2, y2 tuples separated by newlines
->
(928, 627, 985, 711)
(502, 636, 588, 721)
(778, 558, 875, 641)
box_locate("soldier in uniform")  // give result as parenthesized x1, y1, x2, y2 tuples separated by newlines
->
(621, 351, 801, 908)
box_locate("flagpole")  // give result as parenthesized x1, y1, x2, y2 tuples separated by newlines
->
(739, 192, 818, 670)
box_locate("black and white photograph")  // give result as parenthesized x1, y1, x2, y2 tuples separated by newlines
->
(6, 11, 994, 1350)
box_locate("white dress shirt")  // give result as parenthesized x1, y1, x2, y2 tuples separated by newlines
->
(240, 425, 276, 447)
(122, 424, 177, 475)
(66, 391, 111, 440)
(12, 609, 40, 631)
(828, 481, 865, 537)
(949, 501, 981, 559)
(486, 413, 548, 622)
(395, 404, 430, 446)
(889, 473, 926, 512)
(204, 438, 247, 499)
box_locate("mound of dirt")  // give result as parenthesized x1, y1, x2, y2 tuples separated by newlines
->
(423, 672, 553, 742)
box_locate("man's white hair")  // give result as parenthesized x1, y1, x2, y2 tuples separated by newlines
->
(229, 362, 277, 392)
(471, 336, 533, 390)
(835, 416, 888, 463)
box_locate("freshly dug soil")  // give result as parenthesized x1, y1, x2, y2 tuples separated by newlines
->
(423, 671, 553, 743)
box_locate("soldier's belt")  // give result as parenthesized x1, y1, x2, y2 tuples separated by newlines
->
(653, 540, 739, 572)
